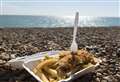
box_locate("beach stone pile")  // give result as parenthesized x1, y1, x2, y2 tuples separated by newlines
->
(0, 27, 120, 82)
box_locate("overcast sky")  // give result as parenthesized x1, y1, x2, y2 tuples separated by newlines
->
(0, 0, 120, 17)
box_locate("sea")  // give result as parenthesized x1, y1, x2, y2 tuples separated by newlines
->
(0, 15, 120, 28)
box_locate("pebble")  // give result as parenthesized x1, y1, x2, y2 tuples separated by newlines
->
(101, 79, 108, 82)
(108, 59, 116, 64)
(95, 77, 100, 82)
(0, 52, 10, 60)
(103, 76, 115, 82)
(0, 47, 5, 52)
(0, 60, 6, 65)
(103, 73, 108, 76)
(97, 73, 102, 77)
(109, 67, 115, 71)
(11, 54, 16, 59)
(102, 58, 107, 62)
(116, 74, 120, 79)
(112, 53, 116, 57)
(117, 48, 120, 57)
(107, 70, 113, 75)
(0, 28, 120, 82)
(97, 69, 102, 72)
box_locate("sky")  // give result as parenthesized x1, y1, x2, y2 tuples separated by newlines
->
(0, 0, 120, 17)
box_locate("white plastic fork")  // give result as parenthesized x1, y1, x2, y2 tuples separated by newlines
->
(70, 12, 79, 53)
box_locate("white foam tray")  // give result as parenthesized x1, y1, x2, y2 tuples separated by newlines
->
(23, 51, 101, 82)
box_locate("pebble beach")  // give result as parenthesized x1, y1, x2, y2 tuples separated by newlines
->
(0, 27, 120, 82)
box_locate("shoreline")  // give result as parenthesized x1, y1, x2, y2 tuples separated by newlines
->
(0, 27, 120, 82)
(0, 26, 119, 28)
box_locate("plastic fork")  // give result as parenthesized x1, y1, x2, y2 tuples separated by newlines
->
(70, 12, 79, 53)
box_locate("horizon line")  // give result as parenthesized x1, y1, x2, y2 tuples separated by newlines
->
(0, 14, 119, 18)
(1, 1, 119, 2)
